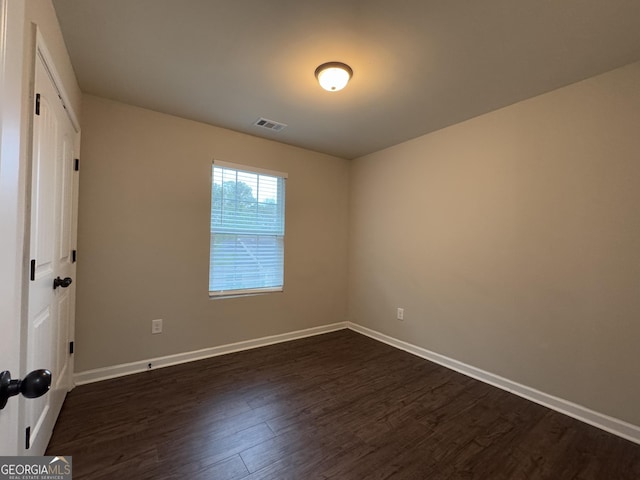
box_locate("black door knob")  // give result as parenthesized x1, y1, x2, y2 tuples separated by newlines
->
(53, 276, 73, 289)
(0, 370, 52, 410)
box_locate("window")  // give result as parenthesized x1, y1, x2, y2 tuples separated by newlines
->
(209, 161, 287, 297)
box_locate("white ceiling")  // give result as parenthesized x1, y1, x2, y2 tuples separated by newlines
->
(52, 0, 640, 159)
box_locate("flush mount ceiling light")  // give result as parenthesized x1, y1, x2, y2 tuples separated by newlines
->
(314, 62, 353, 92)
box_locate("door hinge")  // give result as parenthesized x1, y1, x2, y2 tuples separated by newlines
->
(30, 259, 36, 281)
(25, 426, 31, 449)
(69, 341, 75, 354)
(35, 94, 41, 115)
(74, 158, 80, 171)
(72, 249, 77, 263)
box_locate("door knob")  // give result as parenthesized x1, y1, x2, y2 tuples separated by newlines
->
(0, 370, 52, 410)
(53, 276, 72, 289)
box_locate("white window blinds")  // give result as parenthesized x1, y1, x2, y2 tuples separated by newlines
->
(209, 161, 287, 297)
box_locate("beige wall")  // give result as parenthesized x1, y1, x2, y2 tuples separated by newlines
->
(75, 95, 349, 372)
(349, 62, 640, 426)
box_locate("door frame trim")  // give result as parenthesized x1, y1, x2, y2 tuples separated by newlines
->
(0, 0, 27, 457)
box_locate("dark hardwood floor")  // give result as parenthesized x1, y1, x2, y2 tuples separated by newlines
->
(46, 330, 640, 479)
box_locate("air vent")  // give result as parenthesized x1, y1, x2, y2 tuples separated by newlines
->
(253, 117, 287, 132)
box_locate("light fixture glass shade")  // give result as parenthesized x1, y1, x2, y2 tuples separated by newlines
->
(315, 62, 353, 92)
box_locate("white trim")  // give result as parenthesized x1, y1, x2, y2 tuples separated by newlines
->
(347, 322, 640, 445)
(0, 0, 27, 457)
(74, 322, 348, 385)
(213, 159, 288, 179)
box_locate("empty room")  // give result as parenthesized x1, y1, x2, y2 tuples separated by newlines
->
(1, 0, 639, 478)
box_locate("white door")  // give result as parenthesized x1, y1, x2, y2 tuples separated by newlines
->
(24, 45, 79, 455)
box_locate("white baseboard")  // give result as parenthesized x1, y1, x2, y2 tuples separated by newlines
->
(74, 322, 348, 385)
(347, 322, 640, 445)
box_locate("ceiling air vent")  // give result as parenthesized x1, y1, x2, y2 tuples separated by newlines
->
(253, 117, 287, 132)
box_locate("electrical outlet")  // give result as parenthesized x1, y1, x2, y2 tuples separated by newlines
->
(151, 318, 163, 334)
(397, 308, 404, 321)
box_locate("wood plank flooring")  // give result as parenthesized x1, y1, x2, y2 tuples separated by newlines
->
(46, 330, 640, 479)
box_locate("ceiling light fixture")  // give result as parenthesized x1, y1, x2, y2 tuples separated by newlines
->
(314, 62, 353, 92)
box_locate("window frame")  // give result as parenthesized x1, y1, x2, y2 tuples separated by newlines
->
(209, 160, 287, 299)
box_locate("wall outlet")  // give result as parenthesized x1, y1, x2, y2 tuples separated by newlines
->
(397, 308, 404, 321)
(151, 318, 163, 334)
